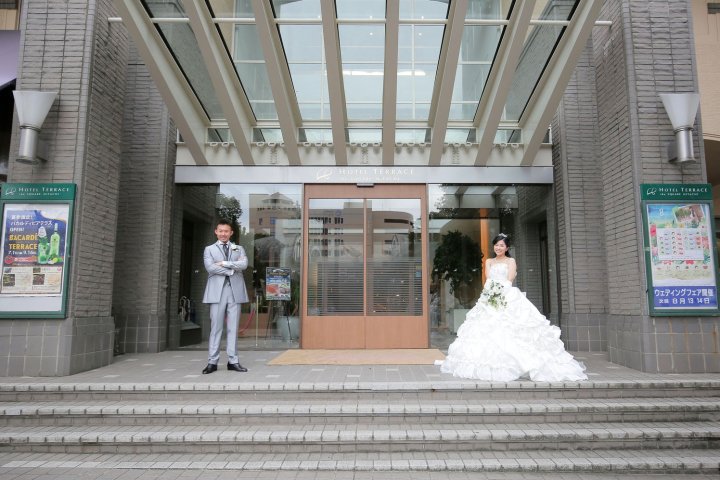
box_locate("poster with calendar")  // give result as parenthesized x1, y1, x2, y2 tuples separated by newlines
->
(642, 184, 719, 315)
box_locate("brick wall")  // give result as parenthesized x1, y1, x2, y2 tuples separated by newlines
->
(112, 44, 176, 354)
(2, 0, 127, 375)
(594, 0, 705, 319)
(552, 39, 608, 352)
(579, 0, 716, 371)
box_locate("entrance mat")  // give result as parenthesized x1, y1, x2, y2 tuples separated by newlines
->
(268, 349, 445, 366)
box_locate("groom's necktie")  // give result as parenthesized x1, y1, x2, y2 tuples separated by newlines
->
(222, 243, 230, 286)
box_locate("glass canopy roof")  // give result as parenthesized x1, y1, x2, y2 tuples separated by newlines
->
(118, 0, 604, 166)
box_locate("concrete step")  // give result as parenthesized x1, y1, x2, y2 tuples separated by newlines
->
(2, 379, 720, 402)
(2, 421, 719, 453)
(1, 449, 719, 473)
(2, 397, 719, 426)
(2, 355, 719, 475)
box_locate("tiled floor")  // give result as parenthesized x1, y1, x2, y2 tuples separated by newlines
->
(1, 350, 719, 386)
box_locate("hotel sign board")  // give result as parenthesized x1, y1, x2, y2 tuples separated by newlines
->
(0, 183, 76, 318)
(641, 184, 720, 316)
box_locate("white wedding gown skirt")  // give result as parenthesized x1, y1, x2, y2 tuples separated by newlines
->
(438, 264, 588, 382)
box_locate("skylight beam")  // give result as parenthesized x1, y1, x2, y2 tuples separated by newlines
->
(520, 0, 604, 166)
(428, 0, 468, 166)
(382, 0, 400, 166)
(320, 0, 348, 165)
(113, 0, 208, 165)
(252, 0, 302, 165)
(473, 0, 535, 166)
(183, 0, 255, 165)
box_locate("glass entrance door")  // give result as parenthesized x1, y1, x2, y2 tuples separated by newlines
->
(302, 184, 428, 348)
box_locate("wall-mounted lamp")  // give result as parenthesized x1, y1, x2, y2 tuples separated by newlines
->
(659, 93, 700, 164)
(13, 90, 57, 165)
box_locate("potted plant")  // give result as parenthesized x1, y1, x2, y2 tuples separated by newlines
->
(432, 230, 483, 309)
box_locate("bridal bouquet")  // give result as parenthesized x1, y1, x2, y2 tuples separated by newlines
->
(479, 279, 507, 310)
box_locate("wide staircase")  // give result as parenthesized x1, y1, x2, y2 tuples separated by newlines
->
(1, 378, 720, 474)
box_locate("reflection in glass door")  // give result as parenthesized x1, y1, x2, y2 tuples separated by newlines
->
(366, 199, 423, 317)
(306, 198, 364, 317)
(303, 185, 427, 349)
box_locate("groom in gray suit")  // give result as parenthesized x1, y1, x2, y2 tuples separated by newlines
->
(201, 219, 249, 374)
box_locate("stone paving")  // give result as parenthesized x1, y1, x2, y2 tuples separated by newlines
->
(1, 349, 718, 386)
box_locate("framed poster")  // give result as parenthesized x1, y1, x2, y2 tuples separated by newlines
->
(265, 267, 291, 301)
(641, 184, 719, 315)
(0, 183, 76, 318)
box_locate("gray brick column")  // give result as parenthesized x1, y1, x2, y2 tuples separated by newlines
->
(2, 0, 128, 375)
(554, 0, 719, 372)
(552, 40, 609, 353)
(112, 44, 176, 354)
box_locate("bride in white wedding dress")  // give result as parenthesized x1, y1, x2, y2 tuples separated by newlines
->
(437, 234, 588, 382)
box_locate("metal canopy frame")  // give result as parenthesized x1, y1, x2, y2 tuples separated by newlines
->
(112, 0, 607, 169)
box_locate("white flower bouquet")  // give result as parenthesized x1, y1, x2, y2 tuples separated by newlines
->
(479, 279, 507, 310)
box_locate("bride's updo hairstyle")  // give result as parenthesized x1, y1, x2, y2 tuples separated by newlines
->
(492, 233, 511, 257)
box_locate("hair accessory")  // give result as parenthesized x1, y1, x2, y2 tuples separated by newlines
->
(498, 233, 508, 238)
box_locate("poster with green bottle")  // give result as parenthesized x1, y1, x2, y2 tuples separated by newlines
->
(0, 183, 75, 318)
(1, 208, 67, 294)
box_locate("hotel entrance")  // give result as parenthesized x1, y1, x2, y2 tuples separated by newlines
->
(302, 184, 428, 349)
(172, 183, 553, 352)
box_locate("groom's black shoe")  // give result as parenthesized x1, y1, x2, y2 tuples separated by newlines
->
(202, 363, 217, 374)
(227, 362, 248, 372)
